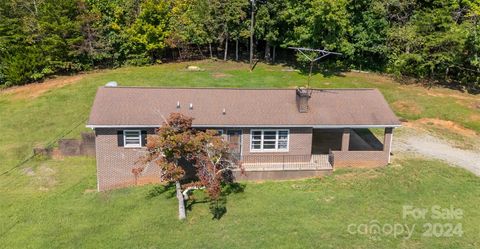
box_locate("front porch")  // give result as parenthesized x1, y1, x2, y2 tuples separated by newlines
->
(314, 127, 394, 168)
(237, 127, 394, 173)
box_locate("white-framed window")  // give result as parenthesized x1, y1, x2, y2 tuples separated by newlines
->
(123, 130, 142, 148)
(250, 129, 289, 152)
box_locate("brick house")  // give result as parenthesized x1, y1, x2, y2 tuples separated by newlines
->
(87, 86, 401, 191)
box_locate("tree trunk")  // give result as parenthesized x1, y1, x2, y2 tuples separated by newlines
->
(264, 42, 271, 62)
(235, 39, 239, 61)
(176, 181, 186, 220)
(273, 45, 276, 63)
(224, 37, 228, 61)
(209, 43, 213, 59)
(33, 0, 38, 15)
(178, 47, 183, 60)
(197, 44, 205, 59)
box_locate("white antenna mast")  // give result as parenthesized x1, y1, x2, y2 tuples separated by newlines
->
(288, 47, 342, 87)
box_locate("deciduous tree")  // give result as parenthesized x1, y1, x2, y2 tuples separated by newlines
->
(189, 130, 242, 218)
(140, 113, 196, 220)
(140, 113, 242, 220)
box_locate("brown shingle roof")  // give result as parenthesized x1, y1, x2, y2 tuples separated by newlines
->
(87, 87, 401, 127)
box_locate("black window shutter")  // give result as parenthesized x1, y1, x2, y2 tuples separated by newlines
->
(141, 130, 147, 146)
(117, 130, 124, 147)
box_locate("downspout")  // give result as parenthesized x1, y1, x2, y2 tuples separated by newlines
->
(388, 129, 394, 164)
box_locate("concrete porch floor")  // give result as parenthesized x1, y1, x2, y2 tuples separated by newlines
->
(311, 128, 383, 154)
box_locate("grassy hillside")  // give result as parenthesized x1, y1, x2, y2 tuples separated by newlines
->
(1, 61, 479, 173)
(0, 61, 479, 248)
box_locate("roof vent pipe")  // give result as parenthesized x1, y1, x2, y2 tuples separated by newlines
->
(189, 103, 193, 110)
(176, 101, 180, 109)
(296, 87, 312, 113)
(222, 108, 226, 115)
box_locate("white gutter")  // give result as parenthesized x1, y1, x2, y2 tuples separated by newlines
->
(87, 124, 401, 129)
(86, 124, 160, 129)
(312, 124, 401, 129)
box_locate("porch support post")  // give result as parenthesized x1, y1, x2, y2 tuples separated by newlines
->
(341, 128, 350, 152)
(383, 127, 394, 163)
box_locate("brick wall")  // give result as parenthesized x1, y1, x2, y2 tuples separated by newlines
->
(240, 127, 313, 156)
(58, 132, 96, 157)
(95, 128, 161, 191)
(94, 126, 393, 190)
(330, 127, 393, 168)
(331, 151, 389, 168)
(95, 127, 313, 191)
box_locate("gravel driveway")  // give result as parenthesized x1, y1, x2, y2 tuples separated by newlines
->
(394, 131, 480, 176)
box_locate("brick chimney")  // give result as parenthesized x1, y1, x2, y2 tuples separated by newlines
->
(296, 87, 312, 113)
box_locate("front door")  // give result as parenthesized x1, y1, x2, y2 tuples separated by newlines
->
(227, 130, 242, 160)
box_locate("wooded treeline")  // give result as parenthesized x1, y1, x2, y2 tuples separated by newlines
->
(0, 0, 478, 90)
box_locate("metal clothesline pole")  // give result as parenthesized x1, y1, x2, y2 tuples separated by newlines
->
(288, 47, 342, 87)
(249, 0, 256, 71)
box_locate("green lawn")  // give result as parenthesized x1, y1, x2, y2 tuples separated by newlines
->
(0, 61, 479, 248)
(1, 157, 479, 248)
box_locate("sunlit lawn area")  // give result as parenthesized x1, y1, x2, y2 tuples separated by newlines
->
(0, 60, 479, 248)
(1, 157, 479, 248)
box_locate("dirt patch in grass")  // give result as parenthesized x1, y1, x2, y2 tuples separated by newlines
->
(469, 114, 480, 122)
(22, 167, 35, 176)
(211, 72, 232, 78)
(201, 60, 249, 71)
(26, 164, 58, 191)
(451, 99, 480, 112)
(84, 188, 97, 194)
(424, 91, 478, 102)
(392, 100, 422, 115)
(1, 75, 84, 100)
(411, 118, 478, 137)
(51, 149, 64, 160)
(470, 101, 480, 110)
(402, 118, 480, 150)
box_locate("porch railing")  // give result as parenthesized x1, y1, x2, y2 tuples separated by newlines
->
(328, 149, 335, 167)
(239, 154, 332, 171)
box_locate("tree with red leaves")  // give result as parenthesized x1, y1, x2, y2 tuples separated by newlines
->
(140, 113, 241, 220)
(190, 130, 242, 218)
(140, 113, 196, 220)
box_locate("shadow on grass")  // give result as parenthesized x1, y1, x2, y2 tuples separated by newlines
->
(146, 182, 246, 220)
(186, 198, 208, 211)
(209, 197, 227, 219)
(270, 59, 347, 80)
(296, 65, 347, 78)
(222, 182, 246, 195)
(146, 183, 176, 199)
(209, 183, 246, 220)
(191, 182, 246, 220)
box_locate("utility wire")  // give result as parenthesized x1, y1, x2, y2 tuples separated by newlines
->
(0, 113, 89, 177)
